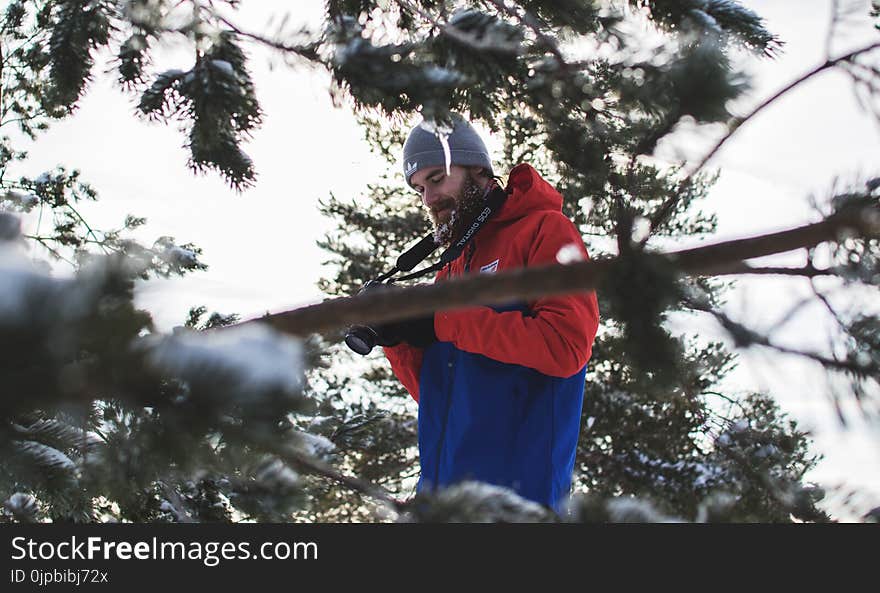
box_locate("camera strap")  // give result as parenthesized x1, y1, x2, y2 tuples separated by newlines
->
(390, 182, 509, 282)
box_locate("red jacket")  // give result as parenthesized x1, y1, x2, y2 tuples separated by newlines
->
(385, 163, 600, 402)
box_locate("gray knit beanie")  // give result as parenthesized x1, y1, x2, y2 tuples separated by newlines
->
(401, 114, 493, 187)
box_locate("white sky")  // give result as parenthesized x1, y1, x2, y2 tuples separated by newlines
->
(9, 0, 880, 519)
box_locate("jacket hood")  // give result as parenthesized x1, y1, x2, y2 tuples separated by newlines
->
(491, 163, 563, 223)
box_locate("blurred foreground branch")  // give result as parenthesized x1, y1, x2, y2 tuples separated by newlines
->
(248, 203, 880, 337)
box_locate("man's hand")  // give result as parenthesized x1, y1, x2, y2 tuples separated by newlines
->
(386, 314, 437, 348)
(373, 322, 402, 347)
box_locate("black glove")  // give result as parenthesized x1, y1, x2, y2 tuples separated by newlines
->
(385, 314, 437, 348)
(372, 322, 403, 347)
(349, 280, 404, 349)
(349, 282, 436, 349)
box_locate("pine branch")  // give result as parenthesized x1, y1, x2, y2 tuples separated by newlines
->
(485, 0, 566, 68)
(240, 203, 879, 337)
(22, 234, 77, 266)
(157, 482, 196, 523)
(226, 426, 404, 513)
(390, 0, 516, 53)
(64, 203, 108, 254)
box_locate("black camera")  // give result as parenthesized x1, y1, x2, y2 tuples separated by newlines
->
(344, 280, 393, 356)
(345, 324, 381, 356)
(343, 233, 444, 356)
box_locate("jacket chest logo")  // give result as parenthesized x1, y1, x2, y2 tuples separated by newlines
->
(479, 259, 500, 274)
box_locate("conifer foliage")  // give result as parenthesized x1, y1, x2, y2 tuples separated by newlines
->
(311, 0, 875, 522)
(1, 1, 878, 522)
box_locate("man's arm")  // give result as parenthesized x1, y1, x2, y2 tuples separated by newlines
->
(434, 212, 600, 378)
(382, 343, 424, 402)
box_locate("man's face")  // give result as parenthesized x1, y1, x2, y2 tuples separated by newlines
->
(411, 165, 488, 245)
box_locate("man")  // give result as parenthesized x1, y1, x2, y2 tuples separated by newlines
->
(381, 114, 600, 512)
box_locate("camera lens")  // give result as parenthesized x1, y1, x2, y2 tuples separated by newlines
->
(345, 325, 378, 355)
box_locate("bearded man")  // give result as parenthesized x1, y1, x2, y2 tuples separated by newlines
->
(378, 114, 600, 512)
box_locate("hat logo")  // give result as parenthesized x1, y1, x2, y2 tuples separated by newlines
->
(405, 161, 418, 176)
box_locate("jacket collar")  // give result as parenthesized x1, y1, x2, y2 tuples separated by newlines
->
(491, 163, 564, 224)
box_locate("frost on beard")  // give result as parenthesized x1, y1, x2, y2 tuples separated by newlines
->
(432, 208, 458, 246)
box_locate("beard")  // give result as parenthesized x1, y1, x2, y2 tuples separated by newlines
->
(427, 173, 488, 247)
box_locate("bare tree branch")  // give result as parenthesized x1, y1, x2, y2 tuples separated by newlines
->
(701, 305, 866, 376)
(206, 8, 323, 62)
(240, 203, 879, 338)
(809, 275, 850, 332)
(696, 262, 833, 278)
(647, 41, 880, 239)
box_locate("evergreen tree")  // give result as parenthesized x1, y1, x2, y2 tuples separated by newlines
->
(0, 1, 330, 523)
(1, 1, 877, 523)
(308, 0, 877, 522)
